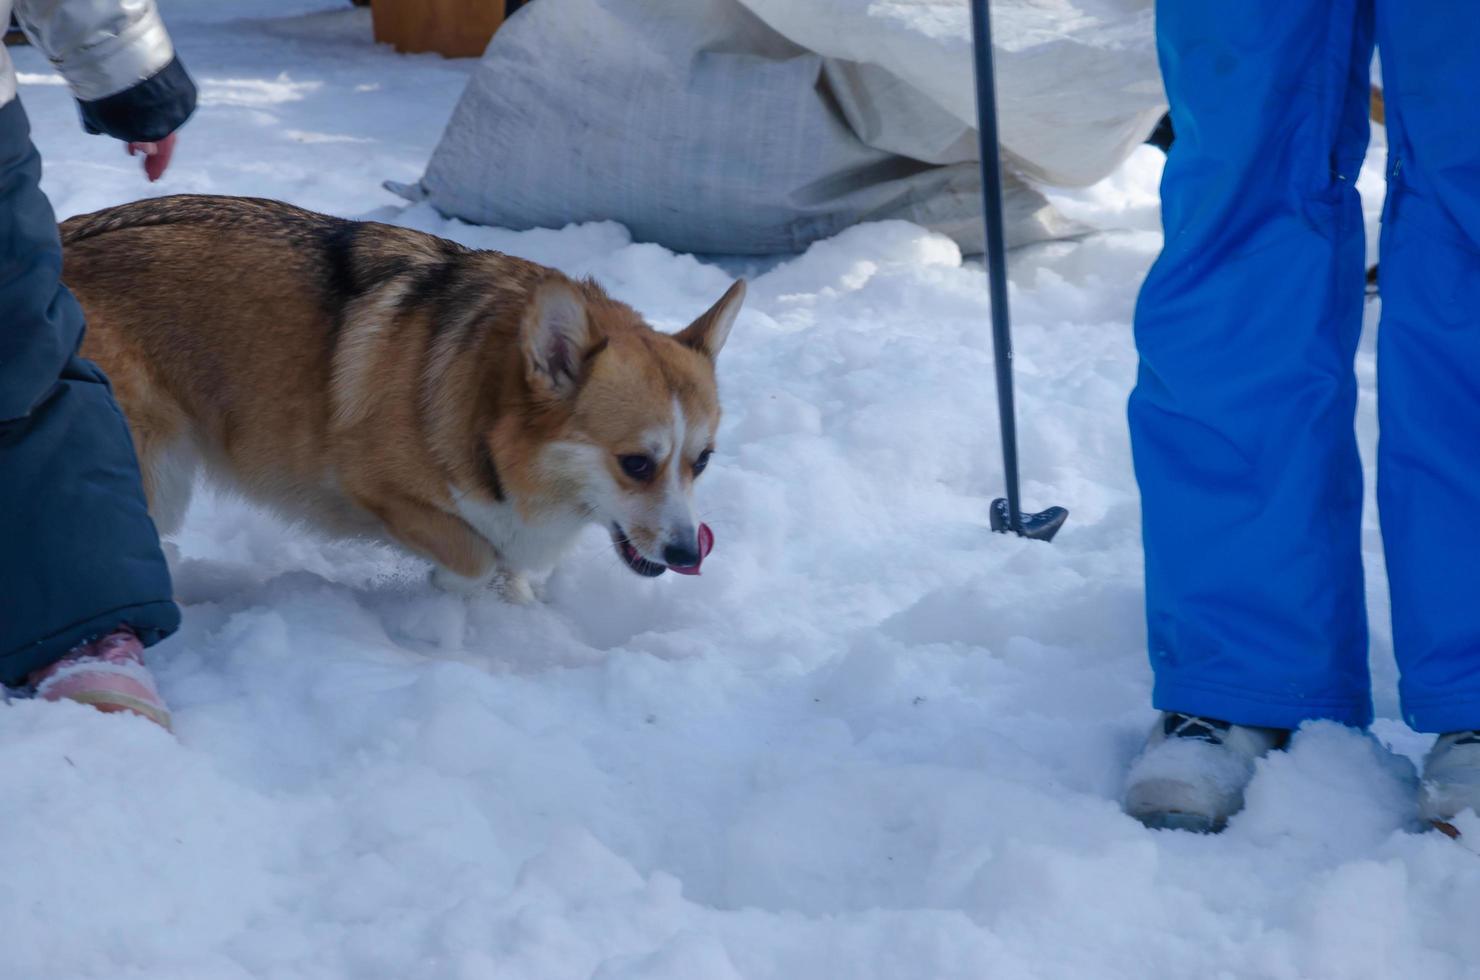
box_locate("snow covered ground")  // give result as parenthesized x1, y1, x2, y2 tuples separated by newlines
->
(5, 3, 1475, 977)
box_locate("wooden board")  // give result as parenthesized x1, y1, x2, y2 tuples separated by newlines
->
(372, 0, 506, 59)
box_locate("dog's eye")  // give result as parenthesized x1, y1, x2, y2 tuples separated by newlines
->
(619, 454, 656, 482)
(693, 449, 713, 476)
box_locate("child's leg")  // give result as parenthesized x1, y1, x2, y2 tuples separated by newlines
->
(0, 97, 179, 688)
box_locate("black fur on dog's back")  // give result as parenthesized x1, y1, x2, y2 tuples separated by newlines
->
(60, 194, 524, 338)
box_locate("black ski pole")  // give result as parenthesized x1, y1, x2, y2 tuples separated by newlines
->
(970, 0, 1068, 543)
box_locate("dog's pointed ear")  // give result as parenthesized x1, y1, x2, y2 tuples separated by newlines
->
(522, 277, 597, 398)
(677, 280, 745, 362)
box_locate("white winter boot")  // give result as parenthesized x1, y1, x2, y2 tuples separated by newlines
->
(1419, 731, 1480, 829)
(1123, 712, 1288, 833)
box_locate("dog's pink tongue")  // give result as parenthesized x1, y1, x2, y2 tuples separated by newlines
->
(669, 523, 714, 576)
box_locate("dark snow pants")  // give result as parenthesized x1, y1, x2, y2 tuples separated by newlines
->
(0, 97, 177, 687)
(1133, 0, 1480, 732)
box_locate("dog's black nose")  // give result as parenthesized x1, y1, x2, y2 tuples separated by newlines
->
(663, 541, 701, 568)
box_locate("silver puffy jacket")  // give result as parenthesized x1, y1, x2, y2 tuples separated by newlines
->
(1, 0, 175, 112)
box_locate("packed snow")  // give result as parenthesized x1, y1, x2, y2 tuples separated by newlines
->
(4, 2, 1475, 978)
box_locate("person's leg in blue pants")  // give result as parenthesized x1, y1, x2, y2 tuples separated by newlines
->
(1122, 1, 1378, 830)
(1372, 4, 1480, 736)
(1131, 0, 1377, 730)
(0, 98, 179, 691)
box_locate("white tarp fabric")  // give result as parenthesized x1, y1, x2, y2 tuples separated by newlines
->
(408, 0, 1164, 255)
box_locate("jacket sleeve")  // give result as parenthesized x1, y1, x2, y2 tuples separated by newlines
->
(11, 0, 196, 142)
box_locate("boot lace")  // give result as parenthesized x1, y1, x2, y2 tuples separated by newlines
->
(1163, 712, 1233, 745)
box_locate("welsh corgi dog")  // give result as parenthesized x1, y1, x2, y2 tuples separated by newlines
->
(62, 195, 743, 599)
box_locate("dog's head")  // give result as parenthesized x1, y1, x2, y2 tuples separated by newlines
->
(504, 275, 745, 576)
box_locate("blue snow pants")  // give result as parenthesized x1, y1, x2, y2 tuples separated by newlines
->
(1132, 0, 1480, 733)
(0, 97, 178, 687)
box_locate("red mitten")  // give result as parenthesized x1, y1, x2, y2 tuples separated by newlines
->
(127, 131, 177, 182)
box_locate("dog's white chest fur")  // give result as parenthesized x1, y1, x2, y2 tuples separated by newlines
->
(451, 488, 588, 576)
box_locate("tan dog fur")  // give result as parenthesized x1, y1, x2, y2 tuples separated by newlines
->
(62, 195, 744, 597)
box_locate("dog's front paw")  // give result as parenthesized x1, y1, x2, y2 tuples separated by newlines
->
(430, 564, 494, 595)
(526, 572, 553, 604)
(492, 569, 538, 605)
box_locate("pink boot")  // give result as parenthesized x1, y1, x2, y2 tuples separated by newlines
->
(27, 627, 172, 730)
